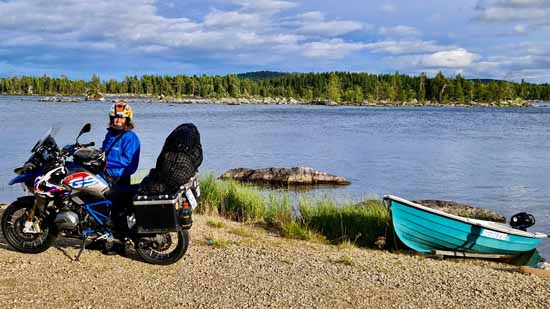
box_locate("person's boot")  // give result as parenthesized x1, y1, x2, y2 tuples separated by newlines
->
(102, 240, 124, 256)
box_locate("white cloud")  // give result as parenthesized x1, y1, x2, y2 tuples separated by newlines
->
(300, 39, 367, 58)
(298, 20, 364, 37)
(204, 10, 262, 28)
(380, 3, 397, 13)
(476, 7, 548, 21)
(455, 41, 550, 80)
(483, 0, 550, 8)
(295, 10, 365, 37)
(379, 25, 421, 38)
(226, 0, 298, 14)
(420, 49, 480, 67)
(297, 11, 324, 22)
(396, 49, 480, 68)
(513, 24, 528, 34)
(475, 0, 550, 25)
(364, 40, 448, 55)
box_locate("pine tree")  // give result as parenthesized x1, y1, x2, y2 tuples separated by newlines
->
(418, 73, 427, 102)
(455, 76, 465, 103)
(327, 73, 341, 102)
(432, 72, 448, 103)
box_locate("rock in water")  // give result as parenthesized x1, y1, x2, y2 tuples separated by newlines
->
(220, 167, 350, 185)
(413, 200, 506, 222)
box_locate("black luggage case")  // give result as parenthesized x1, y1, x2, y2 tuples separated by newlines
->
(133, 175, 200, 234)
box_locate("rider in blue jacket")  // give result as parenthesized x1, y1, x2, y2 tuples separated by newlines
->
(102, 100, 140, 186)
(100, 101, 140, 254)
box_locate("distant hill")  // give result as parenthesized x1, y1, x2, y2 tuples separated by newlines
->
(237, 71, 290, 81)
(467, 78, 507, 84)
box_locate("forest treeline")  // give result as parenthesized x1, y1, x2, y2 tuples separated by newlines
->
(1, 71, 549, 104)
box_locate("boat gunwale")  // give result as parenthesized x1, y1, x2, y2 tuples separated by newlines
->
(384, 194, 547, 239)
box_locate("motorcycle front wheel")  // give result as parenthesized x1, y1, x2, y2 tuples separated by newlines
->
(1, 200, 57, 253)
(135, 229, 189, 265)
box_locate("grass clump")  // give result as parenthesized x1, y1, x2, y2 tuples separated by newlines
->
(228, 227, 255, 238)
(206, 220, 225, 229)
(333, 255, 354, 266)
(198, 173, 265, 222)
(205, 237, 230, 249)
(197, 173, 228, 215)
(336, 240, 359, 251)
(299, 196, 390, 247)
(264, 193, 293, 228)
(224, 180, 265, 222)
(281, 222, 312, 240)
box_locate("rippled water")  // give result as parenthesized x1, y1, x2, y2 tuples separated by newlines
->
(1, 96, 549, 255)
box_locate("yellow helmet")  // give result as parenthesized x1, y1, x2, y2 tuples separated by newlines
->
(109, 100, 134, 128)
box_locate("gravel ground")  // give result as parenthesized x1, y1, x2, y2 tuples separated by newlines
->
(0, 208, 549, 308)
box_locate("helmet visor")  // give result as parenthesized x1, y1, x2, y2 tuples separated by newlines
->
(113, 104, 127, 118)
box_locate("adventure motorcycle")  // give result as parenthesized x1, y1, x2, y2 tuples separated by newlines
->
(1, 123, 199, 265)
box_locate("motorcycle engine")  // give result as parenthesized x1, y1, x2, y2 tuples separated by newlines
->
(55, 211, 79, 230)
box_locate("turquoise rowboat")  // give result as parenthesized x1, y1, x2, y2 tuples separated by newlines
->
(384, 195, 547, 255)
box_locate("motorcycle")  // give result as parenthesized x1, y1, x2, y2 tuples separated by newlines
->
(1, 123, 198, 265)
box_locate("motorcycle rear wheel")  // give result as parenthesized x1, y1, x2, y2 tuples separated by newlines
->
(1, 200, 57, 253)
(135, 229, 189, 265)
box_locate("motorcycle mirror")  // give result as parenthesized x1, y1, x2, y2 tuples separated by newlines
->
(76, 123, 92, 144)
(80, 123, 91, 134)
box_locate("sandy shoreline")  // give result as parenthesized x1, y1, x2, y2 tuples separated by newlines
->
(0, 211, 548, 308)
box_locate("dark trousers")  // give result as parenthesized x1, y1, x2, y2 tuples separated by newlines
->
(110, 175, 131, 187)
(109, 175, 132, 233)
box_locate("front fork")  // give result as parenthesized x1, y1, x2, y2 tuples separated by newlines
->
(24, 196, 48, 233)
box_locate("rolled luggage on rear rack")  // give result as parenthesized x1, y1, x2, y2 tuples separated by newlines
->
(132, 174, 200, 234)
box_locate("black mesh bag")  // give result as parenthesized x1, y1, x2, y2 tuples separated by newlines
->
(160, 123, 203, 169)
(139, 123, 202, 195)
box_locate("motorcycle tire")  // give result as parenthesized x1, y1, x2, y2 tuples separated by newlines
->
(1, 200, 57, 253)
(135, 229, 189, 265)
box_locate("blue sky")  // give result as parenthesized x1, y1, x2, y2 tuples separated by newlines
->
(1, 0, 550, 82)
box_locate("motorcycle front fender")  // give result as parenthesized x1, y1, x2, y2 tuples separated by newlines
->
(9, 172, 40, 186)
(15, 195, 35, 206)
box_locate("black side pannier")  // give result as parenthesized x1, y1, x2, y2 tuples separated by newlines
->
(133, 175, 199, 233)
(139, 123, 202, 195)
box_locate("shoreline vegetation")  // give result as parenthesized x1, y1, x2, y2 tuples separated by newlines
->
(2, 71, 549, 107)
(197, 173, 391, 247)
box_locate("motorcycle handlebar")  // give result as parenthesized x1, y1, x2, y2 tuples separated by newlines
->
(61, 141, 96, 157)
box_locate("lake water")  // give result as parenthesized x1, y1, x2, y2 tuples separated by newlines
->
(1, 96, 549, 256)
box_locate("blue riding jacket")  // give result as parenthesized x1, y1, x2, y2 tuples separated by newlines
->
(102, 128, 140, 178)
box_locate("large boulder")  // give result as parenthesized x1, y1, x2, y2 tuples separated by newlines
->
(220, 167, 350, 185)
(413, 200, 506, 222)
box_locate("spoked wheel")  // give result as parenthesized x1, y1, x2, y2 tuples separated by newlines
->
(1, 201, 57, 253)
(135, 230, 189, 265)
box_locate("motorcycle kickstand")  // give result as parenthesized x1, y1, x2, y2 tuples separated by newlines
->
(74, 237, 88, 262)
